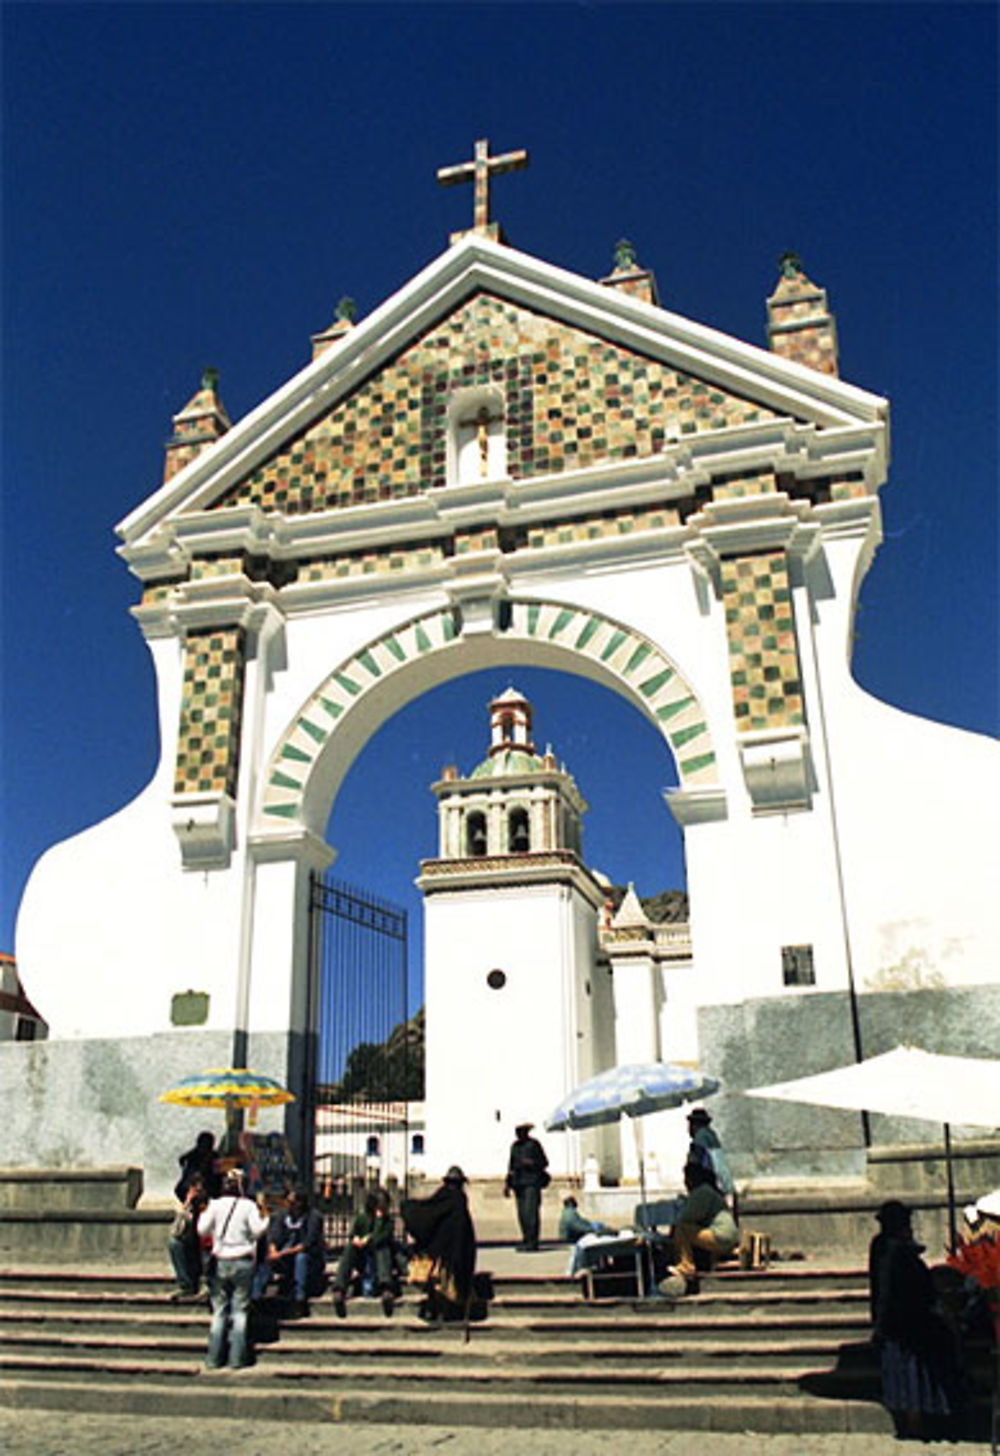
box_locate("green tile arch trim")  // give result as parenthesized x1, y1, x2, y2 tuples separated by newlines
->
(624, 642, 652, 675)
(548, 608, 576, 641)
(679, 751, 716, 777)
(656, 695, 694, 722)
(298, 717, 327, 744)
(262, 598, 720, 829)
(381, 634, 407, 662)
(574, 616, 601, 651)
(269, 770, 303, 791)
(639, 666, 675, 698)
(600, 629, 628, 662)
(671, 721, 708, 749)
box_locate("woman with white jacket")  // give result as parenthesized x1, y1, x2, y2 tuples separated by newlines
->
(197, 1169, 269, 1369)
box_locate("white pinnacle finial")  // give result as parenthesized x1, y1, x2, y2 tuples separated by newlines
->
(612, 883, 651, 930)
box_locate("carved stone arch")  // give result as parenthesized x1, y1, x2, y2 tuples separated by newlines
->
(255, 599, 721, 841)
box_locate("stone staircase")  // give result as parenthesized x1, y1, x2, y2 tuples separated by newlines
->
(0, 1254, 992, 1435)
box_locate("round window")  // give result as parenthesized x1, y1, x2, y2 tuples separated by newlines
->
(486, 968, 507, 990)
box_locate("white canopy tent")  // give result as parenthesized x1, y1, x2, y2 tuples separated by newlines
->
(744, 1045, 1000, 1249)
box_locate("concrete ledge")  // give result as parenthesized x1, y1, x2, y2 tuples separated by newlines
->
(0, 1208, 171, 1265)
(0, 1167, 143, 1213)
(738, 1182, 976, 1258)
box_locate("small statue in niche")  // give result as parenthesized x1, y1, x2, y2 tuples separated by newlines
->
(476, 406, 491, 476)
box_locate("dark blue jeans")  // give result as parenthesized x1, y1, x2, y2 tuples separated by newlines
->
(168, 1234, 202, 1293)
(254, 1249, 325, 1302)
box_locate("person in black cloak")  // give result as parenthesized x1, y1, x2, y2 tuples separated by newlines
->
(401, 1165, 476, 1322)
(868, 1199, 966, 1440)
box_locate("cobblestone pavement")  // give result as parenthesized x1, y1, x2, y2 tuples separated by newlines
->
(0, 1410, 990, 1456)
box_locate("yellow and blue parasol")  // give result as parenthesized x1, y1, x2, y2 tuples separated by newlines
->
(159, 1067, 295, 1148)
(159, 1067, 296, 1110)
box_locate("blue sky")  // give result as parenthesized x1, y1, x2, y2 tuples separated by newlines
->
(2, 3, 997, 981)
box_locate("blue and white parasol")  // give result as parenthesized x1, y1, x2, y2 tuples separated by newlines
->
(545, 1061, 720, 1224)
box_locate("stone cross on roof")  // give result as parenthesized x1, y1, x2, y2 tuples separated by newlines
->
(437, 137, 529, 242)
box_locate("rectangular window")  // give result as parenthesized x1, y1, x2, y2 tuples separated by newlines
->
(782, 944, 815, 986)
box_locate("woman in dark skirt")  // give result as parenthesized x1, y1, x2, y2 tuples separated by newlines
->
(868, 1199, 965, 1439)
(401, 1165, 476, 1322)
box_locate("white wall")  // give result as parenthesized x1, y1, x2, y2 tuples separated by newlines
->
(15, 516, 998, 1090)
(423, 881, 596, 1178)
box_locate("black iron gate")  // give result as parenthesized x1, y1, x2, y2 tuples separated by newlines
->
(306, 873, 414, 1245)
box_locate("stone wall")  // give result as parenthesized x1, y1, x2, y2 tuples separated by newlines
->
(0, 1029, 296, 1200)
(699, 983, 1000, 1181)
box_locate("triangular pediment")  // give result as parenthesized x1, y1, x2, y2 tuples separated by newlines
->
(118, 235, 887, 552)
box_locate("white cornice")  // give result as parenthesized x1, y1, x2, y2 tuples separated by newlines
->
(116, 234, 889, 553)
(118, 418, 887, 584)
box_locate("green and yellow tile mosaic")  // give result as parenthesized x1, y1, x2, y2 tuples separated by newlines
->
(454, 527, 500, 554)
(830, 474, 868, 502)
(141, 580, 184, 607)
(721, 551, 804, 733)
(212, 294, 787, 517)
(190, 556, 246, 580)
(173, 627, 246, 798)
(298, 542, 446, 582)
(710, 468, 777, 502)
(526, 504, 681, 550)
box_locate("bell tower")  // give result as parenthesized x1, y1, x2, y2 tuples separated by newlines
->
(417, 689, 614, 1180)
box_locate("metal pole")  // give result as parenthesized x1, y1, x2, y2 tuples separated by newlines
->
(944, 1122, 957, 1253)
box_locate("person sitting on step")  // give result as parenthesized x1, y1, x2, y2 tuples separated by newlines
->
(558, 1195, 611, 1244)
(686, 1107, 735, 1209)
(168, 1172, 209, 1301)
(660, 1160, 739, 1297)
(252, 1185, 327, 1317)
(331, 1187, 395, 1319)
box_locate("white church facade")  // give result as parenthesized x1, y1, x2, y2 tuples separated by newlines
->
(7, 143, 998, 1195)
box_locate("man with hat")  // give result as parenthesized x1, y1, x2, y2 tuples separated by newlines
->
(686, 1107, 734, 1201)
(504, 1122, 550, 1251)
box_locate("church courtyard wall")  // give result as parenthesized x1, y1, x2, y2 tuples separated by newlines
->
(0, 1029, 293, 1199)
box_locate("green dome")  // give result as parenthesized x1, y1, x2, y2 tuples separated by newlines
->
(470, 748, 546, 779)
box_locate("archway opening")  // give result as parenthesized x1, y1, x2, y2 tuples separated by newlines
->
(324, 665, 687, 1018)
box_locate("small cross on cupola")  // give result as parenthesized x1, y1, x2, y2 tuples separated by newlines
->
(437, 137, 529, 244)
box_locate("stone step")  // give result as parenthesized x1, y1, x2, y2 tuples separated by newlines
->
(0, 1349, 886, 1396)
(0, 1308, 874, 1342)
(0, 1375, 902, 1434)
(0, 1263, 870, 1295)
(0, 1328, 897, 1376)
(0, 1292, 873, 1327)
